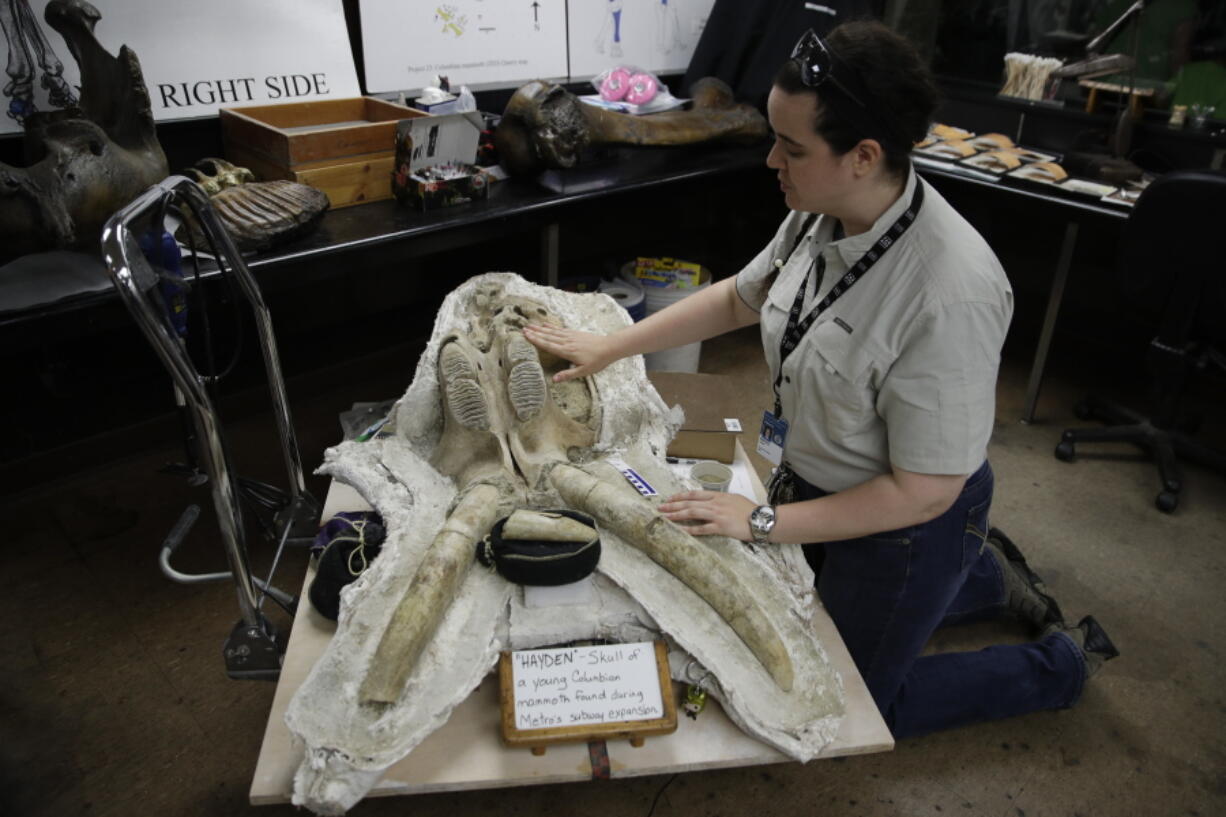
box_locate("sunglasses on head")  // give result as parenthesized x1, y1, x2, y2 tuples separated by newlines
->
(788, 28, 911, 149)
(790, 29, 868, 109)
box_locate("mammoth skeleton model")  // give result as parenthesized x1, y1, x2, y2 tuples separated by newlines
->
(285, 274, 844, 815)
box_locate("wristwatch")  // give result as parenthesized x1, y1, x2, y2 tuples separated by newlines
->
(748, 504, 777, 544)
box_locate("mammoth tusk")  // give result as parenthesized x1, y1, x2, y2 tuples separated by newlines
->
(549, 462, 794, 692)
(359, 481, 505, 705)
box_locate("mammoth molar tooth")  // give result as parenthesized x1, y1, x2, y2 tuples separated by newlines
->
(505, 335, 546, 422)
(440, 343, 490, 430)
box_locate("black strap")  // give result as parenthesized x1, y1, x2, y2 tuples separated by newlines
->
(772, 181, 925, 418)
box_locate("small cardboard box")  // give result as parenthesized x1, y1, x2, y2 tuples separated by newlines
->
(391, 112, 489, 210)
(647, 372, 744, 464)
(220, 97, 429, 208)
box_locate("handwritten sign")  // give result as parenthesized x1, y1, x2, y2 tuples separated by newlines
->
(499, 641, 677, 752)
(511, 642, 662, 728)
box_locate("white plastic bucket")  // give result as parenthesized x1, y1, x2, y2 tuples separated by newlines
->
(620, 261, 711, 373)
(645, 342, 702, 373)
(597, 279, 647, 321)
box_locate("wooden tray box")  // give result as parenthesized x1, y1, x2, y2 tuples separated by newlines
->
(220, 97, 429, 208)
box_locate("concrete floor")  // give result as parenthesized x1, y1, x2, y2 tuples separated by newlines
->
(2, 322, 1224, 817)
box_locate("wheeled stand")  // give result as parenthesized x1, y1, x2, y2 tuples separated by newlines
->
(1054, 343, 1226, 514)
(101, 176, 320, 679)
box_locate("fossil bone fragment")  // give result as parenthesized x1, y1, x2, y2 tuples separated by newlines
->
(178, 158, 328, 253)
(550, 462, 795, 692)
(182, 178, 330, 253)
(0, 0, 168, 263)
(501, 509, 596, 542)
(494, 76, 769, 177)
(183, 156, 255, 195)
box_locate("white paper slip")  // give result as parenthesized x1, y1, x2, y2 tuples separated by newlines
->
(523, 577, 598, 609)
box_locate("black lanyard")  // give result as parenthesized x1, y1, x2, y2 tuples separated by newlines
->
(772, 181, 925, 418)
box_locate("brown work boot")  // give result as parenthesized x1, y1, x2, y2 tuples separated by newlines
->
(985, 528, 1063, 630)
(1043, 615, 1120, 677)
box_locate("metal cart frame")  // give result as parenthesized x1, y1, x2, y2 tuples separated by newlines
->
(100, 176, 320, 679)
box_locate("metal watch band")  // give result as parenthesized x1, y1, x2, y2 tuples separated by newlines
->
(749, 504, 776, 544)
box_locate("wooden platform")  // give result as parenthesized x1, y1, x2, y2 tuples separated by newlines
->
(249, 441, 892, 805)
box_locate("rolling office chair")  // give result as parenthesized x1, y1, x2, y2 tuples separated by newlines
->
(1054, 169, 1226, 513)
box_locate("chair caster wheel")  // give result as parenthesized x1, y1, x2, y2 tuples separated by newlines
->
(1074, 401, 1094, 421)
(1155, 491, 1178, 513)
(1055, 440, 1075, 461)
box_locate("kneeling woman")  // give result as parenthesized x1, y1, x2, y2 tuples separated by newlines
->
(525, 20, 1117, 737)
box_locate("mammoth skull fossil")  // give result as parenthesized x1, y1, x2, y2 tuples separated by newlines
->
(284, 274, 844, 815)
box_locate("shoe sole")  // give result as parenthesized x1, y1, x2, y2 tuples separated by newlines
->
(1079, 615, 1121, 661)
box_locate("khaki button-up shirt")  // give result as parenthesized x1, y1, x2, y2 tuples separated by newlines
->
(735, 169, 1013, 492)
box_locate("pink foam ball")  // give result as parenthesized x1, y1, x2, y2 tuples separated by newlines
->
(625, 73, 659, 106)
(600, 68, 632, 101)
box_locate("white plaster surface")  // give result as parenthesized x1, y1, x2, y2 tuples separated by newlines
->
(284, 273, 845, 814)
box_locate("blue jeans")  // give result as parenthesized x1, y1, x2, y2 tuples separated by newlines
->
(794, 461, 1086, 738)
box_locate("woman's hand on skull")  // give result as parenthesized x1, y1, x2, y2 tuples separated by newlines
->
(523, 324, 617, 382)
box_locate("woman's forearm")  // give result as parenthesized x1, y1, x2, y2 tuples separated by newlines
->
(603, 277, 759, 360)
(768, 468, 968, 544)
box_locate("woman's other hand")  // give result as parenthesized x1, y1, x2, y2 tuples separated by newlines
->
(658, 490, 757, 540)
(523, 324, 617, 382)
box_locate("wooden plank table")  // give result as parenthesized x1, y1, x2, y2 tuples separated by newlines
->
(250, 441, 892, 805)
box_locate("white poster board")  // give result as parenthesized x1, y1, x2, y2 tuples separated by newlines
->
(0, 0, 360, 135)
(360, 0, 569, 94)
(567, 0, 715, 81)
(360, 0, 715, 96)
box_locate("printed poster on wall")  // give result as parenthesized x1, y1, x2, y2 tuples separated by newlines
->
(568, 0, 715, 82)
(360, 0, 569, 94)
(0, 0, 360, 136)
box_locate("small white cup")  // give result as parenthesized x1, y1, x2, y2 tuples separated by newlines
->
(690, 460, 733, 492)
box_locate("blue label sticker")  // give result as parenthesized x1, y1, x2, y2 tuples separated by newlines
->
(607, 456, 658, 497)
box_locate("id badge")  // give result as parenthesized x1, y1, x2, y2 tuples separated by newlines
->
(756, 411, 789, 466)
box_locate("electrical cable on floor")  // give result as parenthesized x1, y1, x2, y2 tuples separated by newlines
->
(645, 773, 678, 817)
